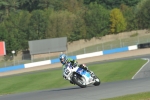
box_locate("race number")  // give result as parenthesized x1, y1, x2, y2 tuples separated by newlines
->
(65, 69, 70, 75)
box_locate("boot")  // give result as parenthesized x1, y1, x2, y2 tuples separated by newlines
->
(70, 81, 74, 84)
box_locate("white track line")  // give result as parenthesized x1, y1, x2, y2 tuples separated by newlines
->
(132, 58, 149, 79)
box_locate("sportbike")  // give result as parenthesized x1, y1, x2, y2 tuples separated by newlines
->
(63, 62, 100, 88)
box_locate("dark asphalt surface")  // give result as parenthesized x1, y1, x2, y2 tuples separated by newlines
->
(132, 58, 150, 79)
(0, 55, 150, 100)
(0, 77, 150, 100)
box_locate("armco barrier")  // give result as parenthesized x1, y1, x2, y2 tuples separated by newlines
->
(0, 45, 138, 72)
(76, 51, 103, 59)
(24, 60, 51, 68)
(0, 64, 24, 72)
(76, 45, 137, 60)
(128, 45, 138, 50)
(51, 56, 77, 64)
(103, 47, 128, 55)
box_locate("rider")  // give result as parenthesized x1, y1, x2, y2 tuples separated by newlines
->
(59, 53, 94, 83)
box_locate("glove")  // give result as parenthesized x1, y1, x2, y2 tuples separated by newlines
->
(74, 60, 78, 67)
(70, 60, 74, 65)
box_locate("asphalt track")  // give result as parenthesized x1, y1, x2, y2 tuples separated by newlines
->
(132, 58, 150, 79)
(0, 55, 150, 100)
(0, 78, 150, 100)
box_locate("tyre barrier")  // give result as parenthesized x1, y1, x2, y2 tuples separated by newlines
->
(138, 42, 150, 49)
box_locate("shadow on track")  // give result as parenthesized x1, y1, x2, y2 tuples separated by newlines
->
(51, 85, 95, 92)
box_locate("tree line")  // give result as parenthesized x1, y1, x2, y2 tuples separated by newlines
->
(0, 0, 149, 56)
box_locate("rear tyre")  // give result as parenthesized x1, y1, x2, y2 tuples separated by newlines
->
(72, 73, 87, 88)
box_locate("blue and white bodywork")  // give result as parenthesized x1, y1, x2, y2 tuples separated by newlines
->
(76, 67, 94, 84)
(63, 62, 100, 88)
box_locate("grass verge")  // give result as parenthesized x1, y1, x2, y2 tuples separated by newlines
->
(103, 92, 150, 100)
(0, 59, 147, 95)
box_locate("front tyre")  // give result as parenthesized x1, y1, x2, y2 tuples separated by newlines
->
(93, 76, 100, 86)
(72, 73, 87, 88)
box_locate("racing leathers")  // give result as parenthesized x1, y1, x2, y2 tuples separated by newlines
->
(62, 58, 78, 70)
(62, 58, 94, 81)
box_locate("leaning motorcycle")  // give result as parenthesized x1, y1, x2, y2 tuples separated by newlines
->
(63, 62, 100, 88)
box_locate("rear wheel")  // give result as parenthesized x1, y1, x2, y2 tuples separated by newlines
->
(72, 73, 87, 88)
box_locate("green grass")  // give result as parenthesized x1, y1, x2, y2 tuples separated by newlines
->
(89, 59, 147, 82)
(103, 92, 150, 100)
(0, 59, 147, 95)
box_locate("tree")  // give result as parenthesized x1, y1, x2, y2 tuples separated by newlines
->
(84, 2, 110, 39)
(120, 4, 137, 31)
(19, 0, 63, 12)
(16, 11, 31, 50)
(19, 0, 39, 12)
(136, 0, 150, 29)
(0, 0, 19, 16)
(69, 15, 86, 41)
(0, 0, 19, 22)
(2, 19, 20, 55)
(123, 0, 141, 7)
(110, 8, 127, 33)
(83, 0, 141, 9)
(0, 10, 31, 55)
(46, 10, 76, 39)
(0, 22, 7, 41)
(28, 10, 48, 40)
(60, 0, 86, 41)
(63, 0, 84, 14)
(38, 0, 62, 10)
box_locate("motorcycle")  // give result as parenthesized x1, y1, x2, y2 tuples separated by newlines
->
(63, 62, 100, 88)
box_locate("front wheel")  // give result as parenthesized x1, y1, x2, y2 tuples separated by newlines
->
(93, 76, 101, 86)
(72, 73, 87, 88)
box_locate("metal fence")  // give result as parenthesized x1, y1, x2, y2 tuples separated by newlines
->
(1, 32, 150, 68)
(66, 34, 150, 56)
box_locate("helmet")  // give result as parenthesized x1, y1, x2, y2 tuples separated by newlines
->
(59, 54, 67, 64)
